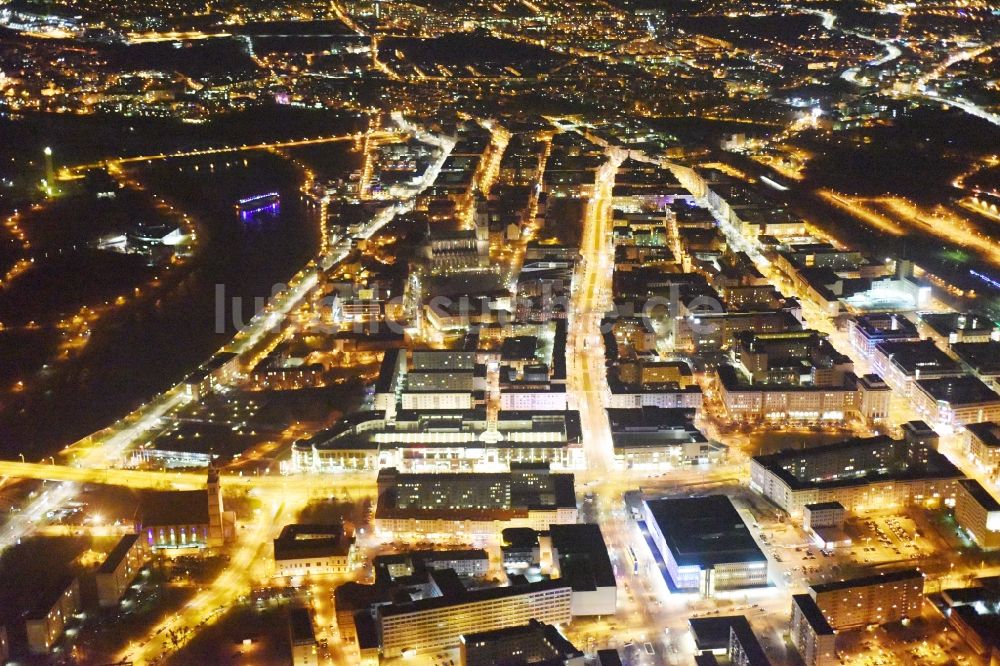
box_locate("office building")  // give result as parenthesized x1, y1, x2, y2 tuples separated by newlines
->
(374, 464, 577, 536)
(964, 421, 1000, 477)
(750, 434, 963, 517)
(870, 339, 964, 396)
(790, 594, 837, 666)
(373, 573, 573, 658)
(273, 524, 356, 577)
(920, 312, 999, 347)
(940, 584, 1000, 657)
(954, 479, 1000, 550)
(912, 376, 1000, 428)
(292, 409, 583, 472)
(802, 501, 851, 550)
(809, 569, 924, 630)
(96, 534, 150, 607)
(607, 407, 726, 469)
(460, 620, 584, 666)
(849, 313, 919, 357)
(643, 496, 768, 596)
(375, 549, 490, 580)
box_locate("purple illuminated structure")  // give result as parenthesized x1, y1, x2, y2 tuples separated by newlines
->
(235, 192, 281, 221)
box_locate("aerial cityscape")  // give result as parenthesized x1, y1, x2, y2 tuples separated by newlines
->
(0, 0, 999, 664)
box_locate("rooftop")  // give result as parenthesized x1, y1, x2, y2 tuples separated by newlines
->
(752, 435, 963, 492)
(549, 523, 616, 590)
(460, 619, 583, 661)
(951, 342, 1000, 375)
(874, 339, 963, 377)
(804, 501, 844, 512)
(644, 496, 766, 568)
(792, 594, 835, 636)
(273, 524, 354, 561)
(921, 312, 996, 337)
(915, 375, 1000, 405)
(958, 479, 1000, 512)
(138, 489, 209, 527)
(811, 568, 923, 594)
(377, 577, 570, 618)
(967, 421, 1000, 447)
(97, 534, 141, 575)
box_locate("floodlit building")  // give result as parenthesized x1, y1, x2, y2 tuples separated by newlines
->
(293, 409, 583, 472)
(96, 534, 150, 607)
(137, 465, 233, 549)
(460, 620, 584, 666)
(790, 594, 837, 666)
(273, 524, 357, 577)
(643, 496, 768, 597)
(808, 569, 924, 630)
(965, 421, 1000, 477)
(373, 572, 573, 658)
(607, 407, 726, 469)
(870, 339, 965, 397)
(848, 313, 919, 357)
(717, 366, 890, 426)
(750, 434, 963, 517)
(940, 584, 1000, 657)
(912, 375, 1000, 428)
(954, 479, 1000, 550)
(374, 464, 577, 536)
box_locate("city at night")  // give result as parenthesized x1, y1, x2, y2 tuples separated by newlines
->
(0, 0, 999, 663)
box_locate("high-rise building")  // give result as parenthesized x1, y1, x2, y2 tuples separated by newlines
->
(790, 594, 837, 666)
(808, 569, 924, 630)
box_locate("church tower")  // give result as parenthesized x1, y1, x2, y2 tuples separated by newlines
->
(207, 461, 225, 547)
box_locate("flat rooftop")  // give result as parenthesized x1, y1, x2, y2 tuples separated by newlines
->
(804, 501, 844, 512)
(915, 375, 1000, 405)
(921, 312, 996, 337)
(951, 342, 1000, 375)
(792, 594, 834, 635)
(852, 313, 918, 338)
(377, 578, 570, 618)
(874, 339, 963, 376)
(549, 523, 616, 590)
(811, 568, 923, 594)
(644, 496, 766, 568)
(752, 435, 963, 492)
(958, 479, 1000, 512)
(967, 421, 1000, 447)
(274, 524, 354, 561)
